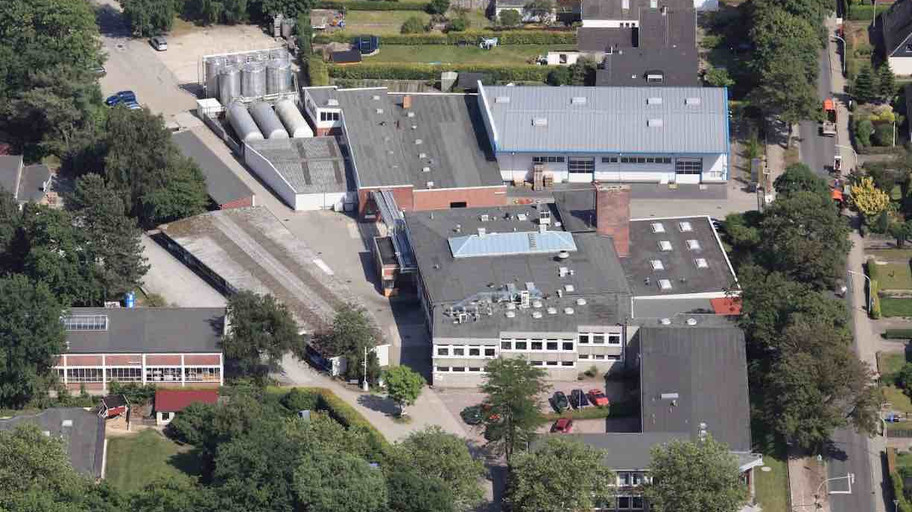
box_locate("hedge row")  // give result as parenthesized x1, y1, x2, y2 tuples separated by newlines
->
(884, 329, 912, 339)
(316, 0, 430, 10)
(328, 62, 550, 82)
(313, 388, 389, 454)
(314, 29, 577, 45)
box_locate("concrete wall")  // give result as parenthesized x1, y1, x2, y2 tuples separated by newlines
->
(295, 191, 352, 211)
(244, 142, 299, 209)
(890, 56, 912, 76)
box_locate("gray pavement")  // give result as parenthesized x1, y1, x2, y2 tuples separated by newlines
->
(798, 46, 837, 178)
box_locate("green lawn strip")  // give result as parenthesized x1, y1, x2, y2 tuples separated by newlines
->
(879, 352, 908, 377)
(364, 44, 573, 65)
(875, 262, 912, 290)
(869, 249, 912, 262)
(754, 451, 789, 512)
(343, 10, 430, 34)
(105, 430, 200, 492)
(883, 385, 912, 414)
(881, 297, 912, 318)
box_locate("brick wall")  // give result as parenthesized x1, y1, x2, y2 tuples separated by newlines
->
(412, 186, 507, 211)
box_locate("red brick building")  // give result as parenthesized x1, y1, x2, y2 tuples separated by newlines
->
(54, 307, 225, 394)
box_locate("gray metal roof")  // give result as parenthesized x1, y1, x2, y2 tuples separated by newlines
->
(303, 87, 502, 190)
(582, 0, 692, 20)
(172, 130, 255, 206)
(638, 326, 752, 452)
(64, 307, 225, 354)
(246, 137, 349, 194)
(479, 84, 728, 154)
(567, 432, 686, 470)
(595, 47, 700, 87)
(0, 155, 22, 200)
(883, 0, 912, 57)
(0, 408, 105, 477)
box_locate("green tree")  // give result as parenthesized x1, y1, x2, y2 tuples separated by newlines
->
(401, 15, 428, 33)
(890, 220, 912, 248)
(644, 436, 746, 512)
(506, 437, 615, 512)
(389, 426, 485, 509)
(319, 303, 382, 383)
(879, 62, 896, 100)
(499, 9, 522, 26)
(261, 0, 316, 18)
(546, 66, 572, 86)
(856, 119, 874, 147)
(384, 365, 425, 415)
(0, 190, 22, 266)
(120, 0, 176, 36)
(854, 65, 876, 104)
(222, 291, 301, 380)
(296, 12, 313, 56)
(524, 0, 555, 21)
(481, 357, 548, 461)
(749, 5, 820, 81)
(130, 475, 213, 512)
(294, 448, 388, 512)
(446, 16, 469, 31)
(569, 57, 597, 86)
(69, 173, 149, 298)
(773, 162, 830, 199)
(751, 58, 820, 131)
(427, 0, 450, 14)
(386, 470, 455, 512)
(704, 66, 735, 88)
(897, 362, 912, 394)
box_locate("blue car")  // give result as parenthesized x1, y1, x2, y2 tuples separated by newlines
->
(105, 90, 137, 107)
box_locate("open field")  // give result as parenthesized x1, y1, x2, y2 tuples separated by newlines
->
(105, 430, 200, 491)
(343, 10, 431, 34)
(883, 385, 912, 413)
(881, 297, 912, 318)
(880, 351, 907, 377)
(363, 44, 573, 64)
(755, 453, 790, 512)
(876, 262, 912, 290)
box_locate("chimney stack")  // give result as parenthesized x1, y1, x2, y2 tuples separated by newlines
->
(595, 184, 630, 257)
(402, 95, 412, 109)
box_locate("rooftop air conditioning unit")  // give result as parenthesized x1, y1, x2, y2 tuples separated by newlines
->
(564, 307, 575, 315)
(532, 311, 543, 319)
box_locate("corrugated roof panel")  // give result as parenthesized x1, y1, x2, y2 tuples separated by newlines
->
(448, 231, 578, 258)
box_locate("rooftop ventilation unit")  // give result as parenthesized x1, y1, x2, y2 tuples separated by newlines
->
(651, 222, 665, 233)
(559, 266, 569, 277)
(547, 307, 558, 315)
(407, 112, 415, 118)
(415, 139, 423, 145)
(532, 300, 543, 308)
(426, 181, 434, 188)
(647, 118, 664, 128)
(505, 310, 516, 318)
(571, 96, 587, 105)
(532, 117, 548, 127)
(686, 318, 698, 326)
(661, 392, 679, 400)
(376, 108, 383, 114)
(422, 166, 431, 173)
(686, 239, 701, 250)
(694, 258, 709, 269)
(517, 213, 528, 221)
(565, 284, 575, 292)
(506, 302, 517, 310)
(419, 152, 427, 158)
(532, 311, 543, 319)
(477, 227, 486, 237)
(678, 221, 693, 232)
(326, 99, 339, 106)
(658, 240, 673, 251)
(495, 96, 511, 103)
(576, 298, 587, 306)
(660, 318, 672, 325)
(480, 214, 490, 222)
(685, 97, 702, 106)
(564, 307, 575, 315)
(372, 95, 380, 100)
(658, 279, 672, 290)
(61, 420, 73, 427)
(647, 97, 663, 105)
(650, 259, 664, 271)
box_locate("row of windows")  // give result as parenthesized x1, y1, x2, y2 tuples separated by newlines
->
(578, 332, 623, 345)
(597, 496, 645, 511)
(616, 156, 673, 165)
(538, 156, 696, 167)
(531, 361, 576, 368)
(319, 111, 340, 122)
(59, 367, 221, 383)
(568, 157, 595, 174)
(675, 158, 702, 174)
(436, 366, 484, 373)
(618, 472, 645, 486)
(532, 156, 565, 163)
(500, 339, 576, 352)
(436, 345, 497, 358)
(578, 354, 620, 361)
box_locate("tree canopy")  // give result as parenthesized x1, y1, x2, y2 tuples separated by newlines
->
(384, 365, 425, 415)
(222, 290, 302, 380)
(318, 303, 381, 383)
(481, 357, 548, 460)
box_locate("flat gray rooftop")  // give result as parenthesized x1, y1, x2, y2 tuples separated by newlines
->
(479, 84, 728, 154)
(172, 130, 254, 206)
(304, 87, 502, 190)
(246, 137, 349, 195)
(65, 307, 224, 354)
(0, 408, 105, 478)
(159, 207, 364, 331)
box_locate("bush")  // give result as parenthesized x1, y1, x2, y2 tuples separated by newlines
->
(446, 16, 469, 32)
(316, 0, 429, 10)
(847, 3, 880, 20)
(314, 388, 388, 453)
(281, 387, 320, 412)
(873, 122, 895, 146)
(108, 381, 157, 406)
(328, 62, 551, 82)
(857, 119, 874, 147)
(306, 55, 329, 86)
(547, 66, 571, 85)
(427, 0, 450, 14)
(499, 9, 522, 27)
(401, 15, 429, 34)
(313, 29, 576, 45)
(872, 279, 882, 319)
(884, 329, 912, 339)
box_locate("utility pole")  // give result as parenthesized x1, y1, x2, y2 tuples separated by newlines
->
(361, 345, 369, 391)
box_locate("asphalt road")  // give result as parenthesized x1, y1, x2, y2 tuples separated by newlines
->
(799, 47, 837, 177)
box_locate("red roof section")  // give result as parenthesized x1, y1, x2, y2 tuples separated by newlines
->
(154, 389, 219, 413)
(710, 297, 742, 316)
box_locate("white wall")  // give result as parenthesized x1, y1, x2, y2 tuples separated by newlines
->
(546, 51, 581, 66)
(244, 143, 299, 210)
(496, 152, 727, 184)
(889, 56, 912, 76)
(702, 154, 728, 182)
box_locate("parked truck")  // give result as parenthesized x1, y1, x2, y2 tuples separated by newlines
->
(820, 98, 837, 136)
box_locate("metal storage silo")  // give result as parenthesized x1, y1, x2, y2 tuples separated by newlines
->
(266, 59, 292, 94)
(249, 101, 289, 139)
(227, 102, 265, 143)
(205, 58, 225, 99)
(218, 65, 241, 106)
(241, 61, 266, 98)
(275, 99, 313, 138)
(281, 18, 295, 39)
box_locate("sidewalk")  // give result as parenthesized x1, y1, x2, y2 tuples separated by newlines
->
(788, 452, 830, 512)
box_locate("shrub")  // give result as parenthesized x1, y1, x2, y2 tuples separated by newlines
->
(446, 16, 469, 32)
(700, 34, 722, 49)
(313, 29, 576, 45)
(316, 0, 429, 10)
(872, 279, 882, 319)
(884, 329, 912, 339)
(873, 122, 894, 146)
(401, 15, 429, 33)
(306, 55, 329, 86)
(704, 67, 735, 88)
(547, 66, 572, 85)
(281, 387, 320, 412)
(499, 9, 522, 27)
(144, 292, 168, 307)
(108, 381, 157, 406)
(328, 62, 551, 82)
(427, 0, 450, 14)
(856, 119, 874, 147)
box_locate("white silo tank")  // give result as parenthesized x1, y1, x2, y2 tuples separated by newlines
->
(275, 99, 313, 138)
(249, 101, 289, 139)
(227, 101, 264, 143)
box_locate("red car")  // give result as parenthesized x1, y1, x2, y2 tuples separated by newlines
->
(551, 418, 574, 433)
(587, 389, 610, 408)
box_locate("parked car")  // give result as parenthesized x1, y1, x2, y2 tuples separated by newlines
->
(551, 391, 570, 413)
(461, 405, 483, 425)
(105, 90, 137, 107)
(587, 389, 610, 408)
(150, 36, 168, 51)
(551, 418, 574, 434)
(570, 389, 590, 409)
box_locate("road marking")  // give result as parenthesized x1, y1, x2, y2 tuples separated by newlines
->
(312, 258, 334, 276)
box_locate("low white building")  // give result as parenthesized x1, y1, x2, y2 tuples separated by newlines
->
(477, 83, 729, 185)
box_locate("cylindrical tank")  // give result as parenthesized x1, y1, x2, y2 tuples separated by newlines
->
(269, 48, 288, 60)
(266, 59, 292, 94)
(205, 57, 224, 99)
(227, 102, 265, 143)
(281, 18, 295, 39)
(249, 101, 289, 139)
(241, 61, 266, 98)
(218, 65, 241, 107)
(275, 99, 313, 138)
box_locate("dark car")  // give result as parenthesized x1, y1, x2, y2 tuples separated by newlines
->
(461, 405, 483, 425)
(552, 391, 570, 413)
(551, 418, 574, 434)
(569, 389, 590, 409)
(105, 90, 137, 107)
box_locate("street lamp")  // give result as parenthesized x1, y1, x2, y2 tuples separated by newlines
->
(847, 269, 873, 314)
(835, 144, 859, 171)
(833, 34, 847, 75)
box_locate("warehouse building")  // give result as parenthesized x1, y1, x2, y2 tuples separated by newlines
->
(477, 84, 729, 185)
(52, 307, 225, 394)
(302, 87, 506, 218)
(172, 130, 256, 209)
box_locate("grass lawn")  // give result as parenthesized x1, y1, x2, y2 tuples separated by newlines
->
(105, 430, 200, 492)
(869, 249, 912, 262)
(883, 385, 912, 413)
(755, 452, 789, 512)
(365, 44, 573, 64)
(880, 351, 908, 376)
(881, 297, 912, 317)
(876, 262, 912, 290)
(343, 11, 431, 34)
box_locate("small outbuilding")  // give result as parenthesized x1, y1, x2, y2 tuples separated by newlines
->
(329, 49, 362, 65)
(154, 389, 219, 426)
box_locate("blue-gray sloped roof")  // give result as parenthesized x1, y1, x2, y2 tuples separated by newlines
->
(479, 84, 728, 154)
(448, 230, 577, 259)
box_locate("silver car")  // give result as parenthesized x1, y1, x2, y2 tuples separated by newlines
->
(150, 36, 168, 51)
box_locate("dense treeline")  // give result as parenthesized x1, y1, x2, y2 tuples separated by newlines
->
(725, 164, 879, 450)
(120, 0, 318, 35)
